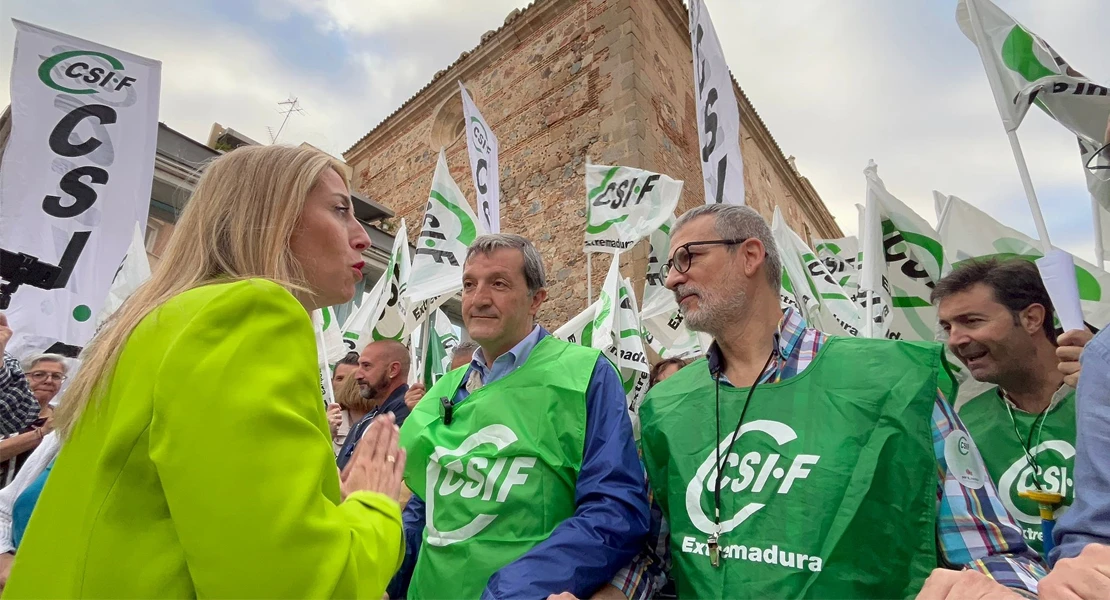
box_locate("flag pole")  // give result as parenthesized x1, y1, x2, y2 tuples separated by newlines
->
(1005, 130, 1053, 255)
(586, 254, 594, 305)
(1092, 194, 1106, 269)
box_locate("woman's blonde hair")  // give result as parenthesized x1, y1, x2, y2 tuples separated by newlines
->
(54, 144, 349, 439)
(335, 372, 371, 413)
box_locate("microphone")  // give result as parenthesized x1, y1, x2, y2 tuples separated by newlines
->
(439, 396, 453, 425)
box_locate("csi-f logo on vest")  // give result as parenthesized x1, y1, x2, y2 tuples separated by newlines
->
(39, 50, 137, 94)
(998, 440, 1075, 528)
(686, 420, 820, 535)
(425, 425, 535, 547)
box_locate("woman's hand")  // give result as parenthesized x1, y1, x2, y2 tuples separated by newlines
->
(326, 403, 343, 439)
(340, 413, 406, 503)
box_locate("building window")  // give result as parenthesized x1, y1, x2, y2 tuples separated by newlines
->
(145, 221, 162, 255)
(429, 90, 466, 150)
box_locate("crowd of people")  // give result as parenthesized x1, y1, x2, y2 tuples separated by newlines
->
(0, 144, 1107, 598)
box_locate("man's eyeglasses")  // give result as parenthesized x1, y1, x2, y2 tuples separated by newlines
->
(661, 239, 748, 278)
(28, 371, 66, 383)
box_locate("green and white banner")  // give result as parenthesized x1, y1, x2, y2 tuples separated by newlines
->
(957, 0, 1110, 139)
(937, 194, 1110, 329)
(312, 309, 337, 406)
(858, 162, 949, 341)
(422, 308, 460, 388)
(342, 219, 412, 354)
(958, 0, 1110, 263)
(640, 217, 705, 359)
(813, 236, 860, 296)
(1, 21, 161, 357)
(406, 149, 483, 330)
(772, 208, 861, 337)
(584, 163, 682, 254)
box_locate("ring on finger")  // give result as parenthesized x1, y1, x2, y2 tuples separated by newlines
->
(386, 455, 396, 464)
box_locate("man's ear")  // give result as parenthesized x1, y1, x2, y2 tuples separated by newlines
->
(1020, 303, 1049, 336)
(530, 288, 548, 317)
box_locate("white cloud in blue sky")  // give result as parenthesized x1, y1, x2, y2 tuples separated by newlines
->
(1, 0, 1107, 261)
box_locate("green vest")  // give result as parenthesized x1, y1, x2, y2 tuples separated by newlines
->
(641, 337, 949, 599)
(958, 387, 1076, 557)
(399, 336, 599, 599)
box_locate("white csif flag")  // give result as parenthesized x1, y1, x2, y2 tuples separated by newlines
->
(459, 83, 500, 234)
(813, 236, 860, 296)
(0, 20, 161, 357)
(584, 163, 682, 254)
(858, 162, 949, 341)
(640, 217, 704, 359)
(405, 149, 483, 330)
(772, 208, 862, 337)
(689, 0, 744, 206)
(95, 221, 151, 327)
(342, 219, 411, 355)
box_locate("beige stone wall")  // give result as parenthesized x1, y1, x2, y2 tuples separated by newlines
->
(345, 0, 842, 329)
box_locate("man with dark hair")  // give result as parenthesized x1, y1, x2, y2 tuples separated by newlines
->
(933, 257, 1091, 559)
(331, 351, 360, 388)
(390, 233, 648, 599)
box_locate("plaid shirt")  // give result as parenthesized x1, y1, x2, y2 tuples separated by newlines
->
(0, 352, 38, 437)
(613, 308, 1044, 598)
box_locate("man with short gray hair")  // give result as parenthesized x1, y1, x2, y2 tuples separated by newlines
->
(391, 233, 649, 599)
(623, 204, 1044, 599)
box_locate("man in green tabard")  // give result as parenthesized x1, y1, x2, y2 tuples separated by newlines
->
(934, 258, 1091, 559)
(633, 204, 1044, 600)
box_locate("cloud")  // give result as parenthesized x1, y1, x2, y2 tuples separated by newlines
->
(706, 0, 1110, 260)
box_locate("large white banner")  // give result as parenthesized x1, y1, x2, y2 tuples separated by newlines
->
(813, 236, 860, 295)
(405, 150, 483, 330)
(1, 21, 161, 357)
(640, 217, 704, 358)
(689, 0, 744, 206)
(459, 83, 500, 234)
(584, 163, 682, 254)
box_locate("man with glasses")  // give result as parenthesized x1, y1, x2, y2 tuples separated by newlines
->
(616, 204, 1044, 600)
(0, 355, 65, 484)
(0, 315, 39, 438)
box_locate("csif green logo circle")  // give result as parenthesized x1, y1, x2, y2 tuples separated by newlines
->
(38, 50, 134, 95)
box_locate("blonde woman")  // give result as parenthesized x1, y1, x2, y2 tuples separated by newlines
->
(4, 145, 407, 598)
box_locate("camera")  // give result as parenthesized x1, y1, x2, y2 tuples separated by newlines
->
(0, 249, 63, 310)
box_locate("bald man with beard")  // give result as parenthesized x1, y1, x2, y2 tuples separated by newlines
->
(336, 340, 411, 471)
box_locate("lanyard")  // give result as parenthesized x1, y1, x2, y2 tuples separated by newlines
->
(708, 343, 777, 568)
(1003, 398, 1050, 491)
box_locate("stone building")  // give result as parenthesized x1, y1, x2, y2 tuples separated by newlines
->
(344, 0, 843, 327)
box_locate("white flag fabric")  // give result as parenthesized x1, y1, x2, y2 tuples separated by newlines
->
(858, 162, 949, 341)
(957, 0, 1110, 138)
(584, 163, 682, 254)
(813, 236, 860, 295)
(1, 20, 160, 357)
(689, 0, 744, 206)
(938, 194, 1110, 329)
(405, 150, 483, 329)
(459, 83, 500, 234)
(772, 208, 861, 337)
(421, 308, 460, 387)
(639, 217, 705, 358)
(312, 310, 337, 406)
(320, 306, 347, 365)
(553, 300, 601, 347)
(342, 219, 411, 354)
(94, 221, 151, 327)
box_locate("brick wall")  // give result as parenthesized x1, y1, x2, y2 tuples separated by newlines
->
(345, 0, 842, 329)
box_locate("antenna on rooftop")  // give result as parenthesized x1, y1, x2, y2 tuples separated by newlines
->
(269, 95, 307, 144)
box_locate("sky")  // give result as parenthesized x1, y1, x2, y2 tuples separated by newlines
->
(2, 0, 1107, 262)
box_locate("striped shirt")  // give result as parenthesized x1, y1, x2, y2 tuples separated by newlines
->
(613, 308, 1044, 598)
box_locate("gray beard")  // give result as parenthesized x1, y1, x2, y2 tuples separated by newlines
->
(682, 290, 747, 337)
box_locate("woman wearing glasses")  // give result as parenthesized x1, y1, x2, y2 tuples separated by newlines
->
(0, 355, 65, 485)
